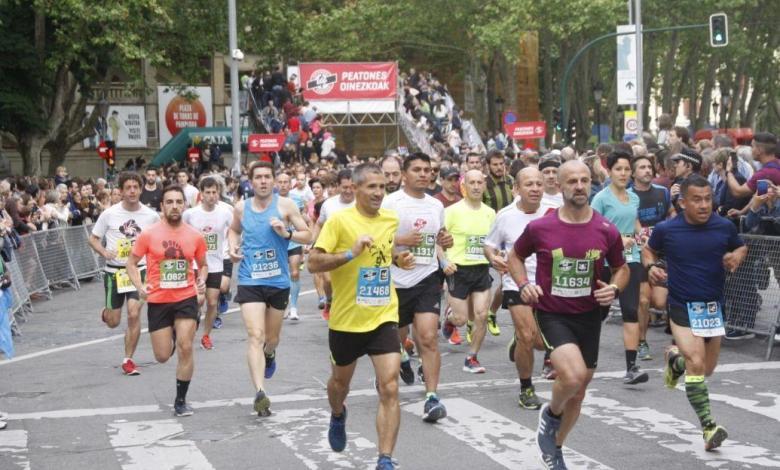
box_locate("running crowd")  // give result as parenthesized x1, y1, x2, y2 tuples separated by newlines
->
(7, 127, 776, 469)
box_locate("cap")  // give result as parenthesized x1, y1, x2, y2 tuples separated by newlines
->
(440, 167, 460, 179)
(671, 151, 702, 167)
(538, 157, 561, 172)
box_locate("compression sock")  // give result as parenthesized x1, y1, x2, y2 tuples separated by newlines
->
(290, 278, 301, 309)
(685, 375, 715, 428)
(669, 352, 686, 376)
(175, 379, 190, 405)
(626, 349, 638, 371)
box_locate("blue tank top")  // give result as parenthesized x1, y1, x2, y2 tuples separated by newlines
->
(238, 194, 290, 288)
(286, 193, 305, 251)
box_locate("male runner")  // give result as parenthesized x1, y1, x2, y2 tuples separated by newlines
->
(140, 167, 162, 211)
(276, 172, 307, 321)
(441, 170, 496, 373)
(228, 161, 311, 416)
(176, 170, 200, 208)
(89, 171, 160, 375)
(539, 157, 564, 212)
(182, 177, 233, 349)
(126, 184, 207, 416)
(485, 167, 545, 409)
(434, 166, 463, 209)
(643, 174, 747, 451)
(381, 155, 403, 194)
(508, 160, 628, 469)
(308, 163, 414, 470)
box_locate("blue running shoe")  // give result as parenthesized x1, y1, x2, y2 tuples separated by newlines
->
(212, 316, 223, 329)
(174, 401, 194, 417)
(264, 353, 276, 379)
(375, 454, 396, 470)
(218, 294, 229, 314)
(328, 406, 347, 452)
(537, 403, 562, 469)
(422, 395, 447, 423)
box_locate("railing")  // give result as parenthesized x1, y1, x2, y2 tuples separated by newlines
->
(396, 96, 436, 156)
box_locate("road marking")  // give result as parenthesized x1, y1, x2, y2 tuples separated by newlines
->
(539, 389, 780, 468)
(0, 290, 316, 367)
(403, 398, 612, 469)
(675, 386, 780, 425)
(107, 419, 215, 470)
(0, 429, 30, 470)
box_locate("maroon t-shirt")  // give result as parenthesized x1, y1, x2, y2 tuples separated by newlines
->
(513, 209, 625, 314)
(746, 159, 780, 192)
(434, 192, 462, 208)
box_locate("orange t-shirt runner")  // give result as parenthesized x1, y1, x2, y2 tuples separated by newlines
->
(131, 222, 207, 304)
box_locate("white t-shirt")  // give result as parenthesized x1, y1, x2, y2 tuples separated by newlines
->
(540, 191, 563, 212)
(183, 203, 233, 273)
(183, 184, 200, 208)
(381, 190, 445, 288)
(91, 203, 160, 269)
(290, 185, 314, 207)
(317, 195, 355, 225)
(485, 203, 545, 289)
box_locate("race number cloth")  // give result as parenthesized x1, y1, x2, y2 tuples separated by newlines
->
(686, 301, 726, 337)
(444, 200, 495, 266)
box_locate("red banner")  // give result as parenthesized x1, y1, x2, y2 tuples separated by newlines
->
(505, 121, 546, 140)
(300, 62, 397, 101)
(248, 134, 285, 153)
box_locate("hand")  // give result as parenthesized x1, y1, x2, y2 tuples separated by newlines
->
(196, 277, 206, 295)
(670, 184, 680, 198)
(621, 236, 636, 250)
(436, 228, 454, 249)
(269, 217, 288, 237)
(396, 230, 423, 247)
(520, 283, 544, 304)
(138, 284, 150, 302)
(726, 208, 741, 218)
(593, 280, 617, 306)
(395, 250, 415, 270)
(351, 235, 373, 257)
(103, 250, 117, 261)
(726, 157, 734, 173)
(442, 262, 457, 276)
(750, 193, 769, 212)
(648, 265, 667, 285)
(722, 251, 741, 273)
(491, 255, 508, 274)
(229, 244, 243, 262)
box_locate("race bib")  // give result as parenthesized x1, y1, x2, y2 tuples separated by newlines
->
(410, 233, 436, 265)
(250, 249, 282, 279)
(551, 253, 593, 298)
(204, 232, 218, 253)
(160, 259, 188, 289)
(115, 269, 136, 294)
(465, 235, 487, 261)
(116, 238, 132, 262)
(686, 301, 726, 337)
(356, 267, 391, 306)
(622, 233, 636, 263)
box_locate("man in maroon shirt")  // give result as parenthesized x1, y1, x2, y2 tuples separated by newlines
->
(434, 167, 462, 208)
(507, 160, 629, 469)
(726, 132, 779, 197)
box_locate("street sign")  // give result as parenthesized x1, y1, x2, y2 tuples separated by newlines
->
(247, 134, 285, 153)
(97, 140, 108, 159)
(623, 110, 638, 140)
(504, 121, 546, 140)
(616, 25, 637, 105)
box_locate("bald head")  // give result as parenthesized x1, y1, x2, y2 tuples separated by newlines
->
(515, 167, 543, 207)
(463, 169, 486, 202)
(516, 166, 542, 185)
(558, 160, 591, 208)
(464, 169, 485, 184)
(558, 160, 590, 183)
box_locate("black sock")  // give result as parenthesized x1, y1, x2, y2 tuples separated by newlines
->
(520, 378, 533, 389)
(548, 407, 562, 419)
(176, 379, 190, 405)
(625, 350, 637, 370)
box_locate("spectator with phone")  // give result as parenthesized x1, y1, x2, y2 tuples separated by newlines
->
(743, 181, 779, 235)
(726, 132, 779, 198)
(711, 148, 750, 219)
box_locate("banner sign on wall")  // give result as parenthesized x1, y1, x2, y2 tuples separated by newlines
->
(247, 134, 285, 153)
(82, 105, 147, 148)
(504, 121, 546, 140)
(299, 62, 397, 101)
(157, 86, 213, 146)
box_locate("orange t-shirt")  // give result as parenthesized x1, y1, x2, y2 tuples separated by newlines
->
(131, 221, 207, 304)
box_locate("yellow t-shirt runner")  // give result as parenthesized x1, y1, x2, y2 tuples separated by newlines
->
(314, 206, 400, 333)
(444, 200, 496, 266)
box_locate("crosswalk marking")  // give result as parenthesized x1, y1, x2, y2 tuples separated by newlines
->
(402, 398, 612, 469)
(0, 430, 30, 470)
(676, 386, 780, 425)
(107, 419, 215, 470)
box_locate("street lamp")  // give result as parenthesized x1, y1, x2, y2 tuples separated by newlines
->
(712, 100, 719, 128)
(97, 97, 110, 139)
(721, 91, 731, 129)
(495, 96, 505, 132)
(592, 81, 604, 143)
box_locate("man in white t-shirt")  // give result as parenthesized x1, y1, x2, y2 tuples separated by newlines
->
(89, 172, 160, 375)
(539, 158, 563, 212)
(177, 170, 200, 208)
(289, 171, 314, 207)
(485, 167, 546, 410)
(183, 177, 233, 350)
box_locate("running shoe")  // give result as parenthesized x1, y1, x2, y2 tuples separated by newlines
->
(518, 386, 543, 410)
(322, 303, 331, 321)
(463, 355, 485, 374)
(441, 307, 455, 340)
(253, 389, 271, 417)
(703, 424, 728, 451)
(623, 365, 649, 385)
(775, 333, 780, 342)
(664, 345, 683, 389)
(399, 359, 415, 385)
(200, 334, 213, 350)
(638, 341, 652, 361)
(121, 359, 140, 376)
(508, 334, 517, 362)
(288, 307, 299, 321)
(264, 353, 277, 379)
(417, 364, 425, 383)
(212, 316, 223, 329)
(173, 401, 194, 417)
(375, 455, 396, 470)
(487, 312, 501, 336)
(724, 329, 755, 340)
(0, 420, 6, 430)
(328, 406, 347, 452)
(448, 328, 462, 345)
(553, 448, 567, 470)
(422, 395, 447, 423)
(318, 296, 326, 310)
(218, 293, 229, 314)
(542, 358, 557, 380)
(403, 337, 415, 357)
(466, 321, 473, 344)
(537, 403, 561, 469)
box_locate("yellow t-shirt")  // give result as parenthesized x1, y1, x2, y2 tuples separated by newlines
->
(314, 206, 400, 333)
(444, 199, 496, 266)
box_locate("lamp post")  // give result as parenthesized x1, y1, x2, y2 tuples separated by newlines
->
(592, 81, 604, 143)
(712, 100, 719, 128)
(721, 91, 731, 129)
(495, 96, 505, 133)
(97, 97, 109, 140)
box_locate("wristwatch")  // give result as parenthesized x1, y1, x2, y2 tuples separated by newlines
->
(608, 283, 620, 296)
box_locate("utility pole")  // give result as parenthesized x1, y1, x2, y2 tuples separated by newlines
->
(228, 0, 241, 175)
(634, 0, 644, 137)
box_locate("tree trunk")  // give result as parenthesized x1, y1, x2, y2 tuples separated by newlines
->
(742, 83, 763, 128)
(540, 31, 554, 146)
(660, 32, 679, 114)
(695, 56, 717, 130)
(18, 134, 46, 176)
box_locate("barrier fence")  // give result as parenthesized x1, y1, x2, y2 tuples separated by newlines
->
(2, 227, 779, 359)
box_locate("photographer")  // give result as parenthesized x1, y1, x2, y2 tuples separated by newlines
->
(743, 182, 779, 235)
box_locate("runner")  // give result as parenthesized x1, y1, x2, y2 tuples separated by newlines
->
(440, 169, 496, 373)
(126, 184, 208, 417)
(382, 152, 450, 421)
(591, 149, 649, 385)
(276, 172, 308, 321)
(228, 161, 311, 417)
(182, 176, 233, 349)
(643, 174, 747, 451)
(308, 163, 414, 470)
(539, 157, 564, 212)
(89, 171, 160, 375)
(484, 167, 546, 409)
(508, 160, 628, 469)
(381, 155, 403, 194)
(433, 166, 464, 346)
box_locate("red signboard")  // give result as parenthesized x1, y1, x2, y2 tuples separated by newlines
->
(505, 121, 546, 140)
(300, 62, 397, 101)
(248, 134, 285, 153)
(97, 140, 108, 159)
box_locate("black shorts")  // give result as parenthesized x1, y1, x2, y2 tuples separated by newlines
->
(222, 259, 234, 278)
(287, 246, 303, 257)
(535, 309, 602, 369)
(103, 268, 145, 310)
(329, 322, 399, 366)
(396, 271, 442, 327)
(147, 296, 200, 333)
(205, 272, 223, 290)
(502, 289, 523, 309)
(234, 285, 290, 311)
(447, 264, 492, 300)
(599, 263, 641, 323)
(668, 303, 715, 343)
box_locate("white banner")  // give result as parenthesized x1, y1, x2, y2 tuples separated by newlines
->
(616, 25, 638, 105)
(157, 86, 213, 146)
(82, 105, 147, 148)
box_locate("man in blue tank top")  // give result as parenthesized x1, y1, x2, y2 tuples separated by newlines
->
(228, 161, 311, 416)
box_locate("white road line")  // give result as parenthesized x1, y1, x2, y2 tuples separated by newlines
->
(539, 389, 780, 468)
(0, 289, 316, 367)
(107, 419, 215, 470)
(0, 429, 30, 470)
(260, 407, 377, 470)
(403, 398, 612, 469)
(675, 386, 780, 425)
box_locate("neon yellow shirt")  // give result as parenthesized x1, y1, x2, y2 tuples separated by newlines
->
(314, 206, 400, 332)
(444, 199, 495, 266)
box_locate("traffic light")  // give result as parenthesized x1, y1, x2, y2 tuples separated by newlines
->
(105, 140, 116, 168)
(553, 108, 562, 131)
(709, 13, 728, 47)
(567, 118, 577, 143)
